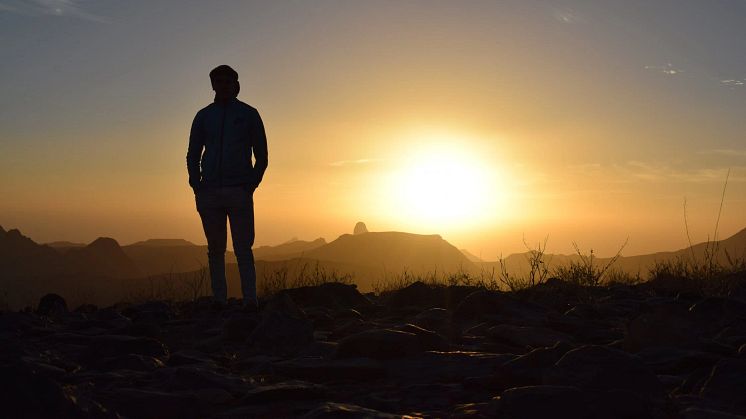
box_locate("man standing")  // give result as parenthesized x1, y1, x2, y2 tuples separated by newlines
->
(186, 65, 268, 309)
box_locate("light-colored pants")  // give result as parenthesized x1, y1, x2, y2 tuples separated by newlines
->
(195, 184, 257, 304)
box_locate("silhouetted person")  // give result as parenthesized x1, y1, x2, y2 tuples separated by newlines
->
(186, 65, 268, 309)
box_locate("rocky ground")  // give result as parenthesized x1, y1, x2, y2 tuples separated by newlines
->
(2, 278, 746, 418)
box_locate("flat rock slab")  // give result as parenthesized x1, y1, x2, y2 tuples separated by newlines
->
(487, 324, 574, 348)
(544, 345, 665, 398)
(301, 401, 406, 418)
(275, 357, 387, 382)
(241, 381, 329, 404)
(336, 329, 423, 359)
(98, 388, 201, 419)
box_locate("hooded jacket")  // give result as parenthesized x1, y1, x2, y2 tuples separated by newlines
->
(186, 98, 268, 189)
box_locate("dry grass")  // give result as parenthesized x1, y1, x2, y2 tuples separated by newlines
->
(259, 261, 354, 297)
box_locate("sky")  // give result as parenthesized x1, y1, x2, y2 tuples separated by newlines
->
(1, 0, 745, 258)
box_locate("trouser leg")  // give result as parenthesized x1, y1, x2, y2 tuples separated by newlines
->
(228, 191, 257, 305)
(199, 207, 228, 303)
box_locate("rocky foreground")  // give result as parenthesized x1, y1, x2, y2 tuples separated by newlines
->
(2, 278, 746, 418)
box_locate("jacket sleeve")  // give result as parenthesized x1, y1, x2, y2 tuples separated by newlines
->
(251, 109, 268, 186)
(186, 111, 204, 188)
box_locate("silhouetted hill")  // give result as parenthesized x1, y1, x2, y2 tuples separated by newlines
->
(45, 241, 86, 252)
(487, 227, 746, 278)
(301, 232, 475, 274)
(0, 226, 68, 277)
(253, 238, 327, 261)
(127, 239, 196, 247)
(460, 249, 484, 263)
(121, 243, 234, 277)
(65, 237, 142, 279)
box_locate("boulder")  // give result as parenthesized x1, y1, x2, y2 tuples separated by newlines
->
(394, 323, 450, 351)
(280, 283, 373, 311)
(154, 366, 253, 395)
(275, 357, 387, 382)
(336, 329, 422, 359)
(383, 282, 479, 310)
(700, 358, 746, 414)
(544, 345, 665, 398)
(623, 302, 703, 352)
(412, 307, 459, 338)
(453, 290, 548, 325)
(500, 342, 574, 387)
(487, 324, 574, 349)
(302, 402, 399, 418)
(99, 388, 201, 419)
(491, 385, 589, 419)
(681, 407, 746, 419)
(37, 293, 68, 317)
(87, 334, 169, 359)
(222, 312, 259, 342)
(241, 381, 328, 403)
(247, 293, 314, 356)
(0, 363, 89, 419)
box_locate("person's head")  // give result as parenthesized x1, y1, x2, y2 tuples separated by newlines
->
(209, 65, 239, 101)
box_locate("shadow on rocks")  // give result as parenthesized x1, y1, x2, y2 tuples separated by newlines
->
(246, 293, 314, 357)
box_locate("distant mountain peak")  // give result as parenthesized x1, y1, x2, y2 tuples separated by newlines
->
(87, 237, 121, 250)
(354, 222, 369, 235)
(7, 228, 23, 238)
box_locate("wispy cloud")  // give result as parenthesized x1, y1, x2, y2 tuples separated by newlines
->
(644, 63, 683, 76)
(0, 0, 109, 23)
(329, 158, 382, 167)
(620, 161, 743, 183)
(551, 7, 585, 24)
(567, 160, 744, 183)
(721, 79, 745, 88)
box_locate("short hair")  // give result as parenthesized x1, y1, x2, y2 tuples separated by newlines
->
(209, 65, 238, 82)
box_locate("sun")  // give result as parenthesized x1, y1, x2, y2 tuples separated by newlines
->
(383, 142, 506, 230)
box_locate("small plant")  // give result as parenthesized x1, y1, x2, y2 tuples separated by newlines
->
(179, 265, 210, 302)
(497, 236, 552, 291)
(605, 267, 642, 285)
(649, 168, 745, 296)
(680, 169, 731, 281)
(553, 239, 628, 286)
(259, 261, 354, 297)
(260, 263, 289, 296)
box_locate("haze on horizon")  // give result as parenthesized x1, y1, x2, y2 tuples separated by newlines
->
(1, 0, 745, 258)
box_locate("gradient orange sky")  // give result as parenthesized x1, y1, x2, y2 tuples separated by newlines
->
(1, 1, 745, 258)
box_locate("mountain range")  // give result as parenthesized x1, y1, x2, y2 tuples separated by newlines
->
(2, 223, 745, 309)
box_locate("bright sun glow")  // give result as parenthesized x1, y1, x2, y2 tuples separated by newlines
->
(382, 139, 509, 230)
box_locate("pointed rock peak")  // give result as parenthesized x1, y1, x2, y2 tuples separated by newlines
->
(7, 228, 23, 238)
(354, 221, 368, 235)
(87, 237, 121, 250)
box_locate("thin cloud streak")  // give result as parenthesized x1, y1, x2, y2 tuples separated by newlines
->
(0, 0, 109, 23)
(567, 161, 744, 183)
(721, 79, 745, 88)
(644, 63, 683, 76)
